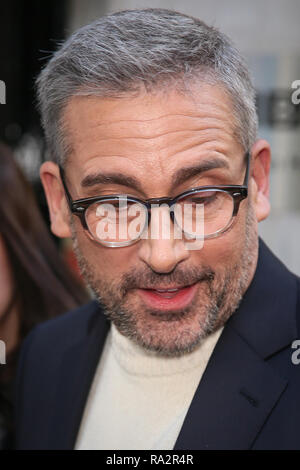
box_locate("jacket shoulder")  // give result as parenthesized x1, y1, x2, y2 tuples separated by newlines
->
(24, 299, 100, 351)
(13, 299, 101, 405)
(13, 299, 105, 449)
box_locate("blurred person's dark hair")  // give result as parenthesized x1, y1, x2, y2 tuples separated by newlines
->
(0, 142, 89, 448)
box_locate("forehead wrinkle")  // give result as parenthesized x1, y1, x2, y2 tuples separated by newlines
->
(72, 117, 234, 154)
(65, 108, 235, 164)
(79, 127, 227, 143)
(83, 112, 231, 133)
(81, 113, 207, 129)
(69, 125, 236, 168)
(76, 130, 236, 187)
(84, 110, 231, 130)
(64, 86, 236, 155)
(67, 105, 233, 140)
(65, 89, 238, 177)
(165, 138, 234, 161)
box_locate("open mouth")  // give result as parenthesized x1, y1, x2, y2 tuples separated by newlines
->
(137, 283, 199, 311)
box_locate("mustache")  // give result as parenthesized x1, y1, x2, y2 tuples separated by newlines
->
(118, 266, 215, 296)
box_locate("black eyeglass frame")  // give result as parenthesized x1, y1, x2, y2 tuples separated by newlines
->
(59, 151, 250, 245)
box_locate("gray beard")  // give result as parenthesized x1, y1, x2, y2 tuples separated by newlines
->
(70, 203, 258, 357)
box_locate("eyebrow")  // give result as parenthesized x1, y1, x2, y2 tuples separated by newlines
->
(80, 156, 230, 194)
(81, 172, 145, 194)
(171, 157, 230, 188)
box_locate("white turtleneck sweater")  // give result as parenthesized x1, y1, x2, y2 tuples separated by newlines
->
(75, 323, 223, 450)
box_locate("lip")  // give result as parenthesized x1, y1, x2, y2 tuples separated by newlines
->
(141, 285, 188, 291)
(137, 282, 198, 311)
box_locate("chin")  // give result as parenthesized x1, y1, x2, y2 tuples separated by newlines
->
(115, 304, 217, 357)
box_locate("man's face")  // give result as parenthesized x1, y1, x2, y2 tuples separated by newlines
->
(41, 83, 271, 356)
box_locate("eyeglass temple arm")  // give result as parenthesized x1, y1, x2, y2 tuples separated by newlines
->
(59, 165, 74, 210)
(242, 151, 251, 187)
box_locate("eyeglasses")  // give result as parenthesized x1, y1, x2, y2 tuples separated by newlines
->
(59, 152, 250, 247)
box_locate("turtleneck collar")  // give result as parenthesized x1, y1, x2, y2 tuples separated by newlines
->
(110, 323, 223, 377)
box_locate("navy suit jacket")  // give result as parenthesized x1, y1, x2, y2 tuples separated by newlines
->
(14, 238, 300, 449)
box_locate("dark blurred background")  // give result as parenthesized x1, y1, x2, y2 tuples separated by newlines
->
(0, 0, 70, 237)
(0, 1, 68, 145)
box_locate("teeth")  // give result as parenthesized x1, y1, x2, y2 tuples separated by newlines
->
(155, 288, 179, 292)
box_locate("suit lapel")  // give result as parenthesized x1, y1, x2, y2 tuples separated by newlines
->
(173, 324, 288, 449)
(174, 239, 298, 449)
(47, 306, 110, 449)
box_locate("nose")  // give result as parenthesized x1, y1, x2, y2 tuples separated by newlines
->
(137, 205, 189, 273)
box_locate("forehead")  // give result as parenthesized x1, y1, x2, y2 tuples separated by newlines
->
(63, 84, 240, 187)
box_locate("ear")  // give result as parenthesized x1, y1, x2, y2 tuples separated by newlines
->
(40, 161, 72, 238)
(249, 139, 271, 222)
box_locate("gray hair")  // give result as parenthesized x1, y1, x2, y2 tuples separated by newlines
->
(36, 8, 258, 166)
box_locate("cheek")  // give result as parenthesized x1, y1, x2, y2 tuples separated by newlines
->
(197, 212, 249, 270)
(74, 223, 137, 280)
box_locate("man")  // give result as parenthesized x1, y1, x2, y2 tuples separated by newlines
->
(14, 9, 300, 450)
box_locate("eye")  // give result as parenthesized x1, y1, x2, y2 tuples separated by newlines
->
(181, 190, 218, 206)
(189, 193, 217, 205)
